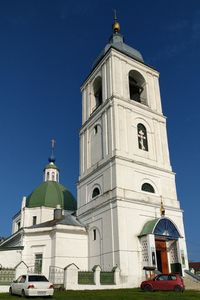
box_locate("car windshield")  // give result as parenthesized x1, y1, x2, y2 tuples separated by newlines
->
(28, 275, 48, 282)
(156, 275, 169, 281)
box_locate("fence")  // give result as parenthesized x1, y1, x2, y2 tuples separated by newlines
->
(100, 271, 114, 285)
(49, 266, 64, 286)
(78, 271, 94, 285)
(64, 264, 120, 290)
(0, 268, 15, 285)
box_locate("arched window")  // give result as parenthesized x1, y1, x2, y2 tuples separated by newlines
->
(94, 125, 98, 134)
(129, 70, 147, 104)
(90, 124, 103, 166)
(93, 229, 96, 240)
(137, 123, 148, 151)
(52, 172, 55, 181)
(154, 218, 180, 239)
(47, 172, 49, 180)
(17, 221, 21, 231)
(142, 183, 155, 193)
(92, 187, 100, 198)
(93, 76, 102, 108)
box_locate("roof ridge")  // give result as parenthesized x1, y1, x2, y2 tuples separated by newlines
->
(53, 181, 63, 207)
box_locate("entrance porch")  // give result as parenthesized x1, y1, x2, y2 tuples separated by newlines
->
(139, 217, 187, 278)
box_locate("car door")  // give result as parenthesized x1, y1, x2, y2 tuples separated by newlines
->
(12, 276, 22, 295)
(153, 274, 169, 290)
(167, 274, 178, 290)
(15, 275, 26, 295)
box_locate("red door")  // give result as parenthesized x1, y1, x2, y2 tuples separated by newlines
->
(155, 240, 169, 273)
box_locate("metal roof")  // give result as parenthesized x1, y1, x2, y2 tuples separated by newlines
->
(29, 213, 85, 229)
(26, 181, 77, 211)
(139, 217, 181, 239)
(139, 218, 159, 237)
(92, 32, 144, 69)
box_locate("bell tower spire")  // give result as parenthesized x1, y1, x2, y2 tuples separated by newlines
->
(49, 138, 56, 163)
(44, 139, 59, 182)
(112, 9, 120, 33)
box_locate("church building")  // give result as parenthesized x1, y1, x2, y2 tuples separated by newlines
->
(0, 17, 188, 288)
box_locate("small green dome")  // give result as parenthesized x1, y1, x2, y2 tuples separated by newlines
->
(44, 162, 59, 171)
(26, 181, 77, 211)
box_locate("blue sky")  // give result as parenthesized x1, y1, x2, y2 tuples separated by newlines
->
(0, 0, 200, 261)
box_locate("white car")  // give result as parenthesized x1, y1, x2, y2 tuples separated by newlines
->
(9, 274, 54, 297)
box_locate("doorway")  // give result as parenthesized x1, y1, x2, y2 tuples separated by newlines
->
(155, 239, 169, 273)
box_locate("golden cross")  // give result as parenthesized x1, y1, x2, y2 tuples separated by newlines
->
(51, 139, 56, 149)
(114, 9, 117, 21)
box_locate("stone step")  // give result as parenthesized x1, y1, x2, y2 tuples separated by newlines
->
(184, 272, 200, 291)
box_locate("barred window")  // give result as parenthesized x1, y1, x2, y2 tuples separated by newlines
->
(137, 123, 148, 151)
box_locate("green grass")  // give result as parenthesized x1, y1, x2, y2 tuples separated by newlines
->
(0, 289, 199, 300)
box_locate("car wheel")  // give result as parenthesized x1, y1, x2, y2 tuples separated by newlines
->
(9, 287, 13, 295)
(174, 285, 182, 292)
(21, 289, 26, 297)
(143, 284, 153, 292)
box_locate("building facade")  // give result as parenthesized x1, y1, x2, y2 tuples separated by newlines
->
(77, 18, 188, 286)
(0, 155, 88, 277)
(0, 18, 188, 289)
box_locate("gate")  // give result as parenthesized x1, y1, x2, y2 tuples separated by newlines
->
(49, 266, 64, 285)
(0, 268, 15, 285)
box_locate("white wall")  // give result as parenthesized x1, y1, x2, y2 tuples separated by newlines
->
(0, 250, 21, 268)
(12, 206, 54, 234)
(52, 229, 88, 270)
(21, 225, 88, 278)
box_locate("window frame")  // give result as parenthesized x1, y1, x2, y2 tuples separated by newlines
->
(93, 229, 96, 241)
(93, 76, 103, 109)
(128, 70, 147, 105)
(34, 253, 43, 274)
(92, 187, 100, 199)
(137, 123, 148, 152)
(32, 216, 37, 225)
(141, 183, 155, 193)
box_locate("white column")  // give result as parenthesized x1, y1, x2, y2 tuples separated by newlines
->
(146, 234, 156, 267)
(64, 264, 79, 290)
(93, 265, 101, 287)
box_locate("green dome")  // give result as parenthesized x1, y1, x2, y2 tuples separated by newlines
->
(44, 162, 59, 171)
(26, 181, 77, 211)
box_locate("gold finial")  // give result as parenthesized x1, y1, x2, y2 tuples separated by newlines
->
(160, 196, 165, 217)
(112, 9, 120, 33)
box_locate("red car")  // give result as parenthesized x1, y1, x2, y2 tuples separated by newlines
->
(141, 273, 185, 292)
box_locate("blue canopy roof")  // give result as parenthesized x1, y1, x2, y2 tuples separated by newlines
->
(139, 217, 181, 240)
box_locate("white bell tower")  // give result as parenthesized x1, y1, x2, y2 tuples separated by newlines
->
(77, 17, 188, 286)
